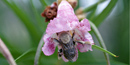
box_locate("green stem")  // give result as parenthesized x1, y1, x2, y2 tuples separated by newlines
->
(89, 21, 110, 65)
(92, 45, 117, 57)
(0, 38, 16, 65)
(34, 34, 45, 65)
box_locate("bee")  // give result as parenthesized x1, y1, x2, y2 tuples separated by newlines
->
(54, 31, 76, 61)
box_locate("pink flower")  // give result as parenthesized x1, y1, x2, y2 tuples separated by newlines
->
(42, 1, 94, 62)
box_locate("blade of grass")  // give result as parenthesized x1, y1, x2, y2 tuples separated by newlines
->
(30, 0, 43, 33)
(92, 0, 118, 26)
(92, 45, 117, 57)
(40, 0, 48, 7)
(15, 49, 35, 62)
(34, 34, 44, 65)
(88, 5, 97, 21)
(83, 0, 106, 12)
(74, 0, 80, 10)
(2, 0, 42, 43)
(0, 38, 16, 65)
(89, 21, 110, 65)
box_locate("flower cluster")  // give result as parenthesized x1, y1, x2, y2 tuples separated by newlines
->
(42, 1, 94, 62)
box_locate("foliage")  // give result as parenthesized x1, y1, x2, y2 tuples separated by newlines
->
(0, 0, 129, 65)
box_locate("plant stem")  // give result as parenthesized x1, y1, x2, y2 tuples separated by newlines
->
(34, 34, 44, 65)
(0, 38, 16, 65)
(89, 21, 110, 65)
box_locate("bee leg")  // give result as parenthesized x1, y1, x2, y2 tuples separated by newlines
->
(58, 49, 63, 56)
(58, 45, 63, 60)
(72, 31, 75, 39)
(75, 40, 91, 45)
(53, 38, 60, 44)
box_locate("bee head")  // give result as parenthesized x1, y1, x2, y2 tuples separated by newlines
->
(59, 32, 71, 44)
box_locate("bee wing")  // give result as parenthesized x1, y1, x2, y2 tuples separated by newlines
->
(72, 46, 78, 62)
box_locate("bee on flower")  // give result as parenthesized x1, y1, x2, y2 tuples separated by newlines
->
(42, 1, 94, 62)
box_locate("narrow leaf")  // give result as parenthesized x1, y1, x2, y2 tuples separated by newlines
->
(30, 0, 43, 32)
(83, 0, 106, 12)
(2, 0, 42, 43)
(15, 49, 34, 61)
(40, 0, 48, 7)
(92, 0, 118, 26)
(89, 21, 110, 65)
(88, 5, 97, 21)
(92, 45, 117, 57)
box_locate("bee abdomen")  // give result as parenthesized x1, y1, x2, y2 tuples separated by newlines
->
(63, 48, 76, 61)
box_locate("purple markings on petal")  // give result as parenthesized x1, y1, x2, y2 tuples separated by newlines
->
(42, 34, 56, 56)
(78, 19, 91, 33)
(74, 29, 94, 52)
(77, 43, 92, 52)
(84, 32, 94, 45)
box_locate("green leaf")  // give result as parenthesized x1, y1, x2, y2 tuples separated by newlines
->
(88, 5, 97, 21)
(2, 0, 42, 43)
(40, 0, 48, 7)
(30, 0, 43, 33)
(83, 0, 106, 12)
(89, 21, 110, 65)
(92, 45, 117, 57)
(92, 0, 118, 26)
(15, 49, 35, 62)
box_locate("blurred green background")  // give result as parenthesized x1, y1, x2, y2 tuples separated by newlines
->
(0, 0, 129, 65)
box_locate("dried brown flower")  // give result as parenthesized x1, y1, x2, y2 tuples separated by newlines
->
(41, 2, 58, 22)
(57, 0, 77, 8)
(68, 0, 77, 8)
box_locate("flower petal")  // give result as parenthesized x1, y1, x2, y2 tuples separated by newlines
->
(42, 34, 57, 56)
(46, 1, 79, 35)
(78, 19, 91, 32)
(74, 29, 94, 44)
(46, 17, 74, 35)
(62, 55, 69, 62)
(57, 1, 79, 22)
(84, 32, 94, 44)
(74, 29, 94, 52)
(77, 43, 92, 52)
